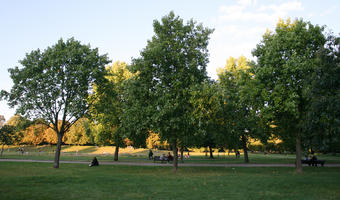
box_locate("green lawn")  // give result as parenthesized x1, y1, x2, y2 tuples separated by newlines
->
(0, 162, 340, 200)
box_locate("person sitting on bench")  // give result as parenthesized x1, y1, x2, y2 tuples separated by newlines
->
(310, 154, 317, 166)
(311, 154, 317, 161)
(167, 152, 173, 162)
(89, 157, 99, 167)
(160, 154, 166, 161)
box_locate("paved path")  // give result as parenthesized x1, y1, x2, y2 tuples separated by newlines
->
(1, 158, 340, 167)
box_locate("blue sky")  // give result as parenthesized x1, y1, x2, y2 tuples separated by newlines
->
(1, 0, 339, 121)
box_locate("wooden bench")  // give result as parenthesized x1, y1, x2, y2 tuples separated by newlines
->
(301, 159, 325, 167)
(153, 156, 173, 163)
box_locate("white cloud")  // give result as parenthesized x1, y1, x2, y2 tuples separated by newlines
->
(237, 0, 256, 7)
(258, 1, 303, 13)
(218, 1, 303, 24)
(207, 1, 305, 79)
(213, 25, 264, 41)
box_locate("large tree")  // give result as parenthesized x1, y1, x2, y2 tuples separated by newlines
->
(252, 19, 326, 172)
(0, 38, 109, 168)
(218, 56, 264, 163)
(128, 12, 213, 171)
(89, 61, 135, 161)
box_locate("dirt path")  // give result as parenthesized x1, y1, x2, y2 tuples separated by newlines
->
(1, 158, 340, 167)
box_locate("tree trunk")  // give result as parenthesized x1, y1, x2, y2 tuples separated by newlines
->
(53, 133, 63, 168)
(1, 144, 4, 156)
(172, 141, 178, 172)
(114, 145, 119, 161)
(328, 126, 336, 156)
(295, 131, 303, 173)
(209, 145, 214, 159)
(242, 135, 249, 163)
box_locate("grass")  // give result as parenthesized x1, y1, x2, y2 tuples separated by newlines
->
(1, 145, 340, 164)
(0, 162, 340, 200)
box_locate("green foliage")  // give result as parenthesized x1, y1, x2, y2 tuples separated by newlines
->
(6, 115, 32, 131)
(253, 19, 325, 124)
(89, 122, 115, 146)
(190, 80, 222, 151)
(2, 37, 109, 132)
(121, 66, 154, 148)
(1, 37, 110, 148)
(5, 115, 32, 144)
(217, 56, 266, 163)
(64, 118, 92, 145)
(0, 125, 16, 145)
(89, 61, 135, 148)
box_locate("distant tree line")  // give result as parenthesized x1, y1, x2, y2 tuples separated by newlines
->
(0, 115, 170, 149)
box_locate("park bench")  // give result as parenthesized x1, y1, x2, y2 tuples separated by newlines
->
(301, 159, 325, 167)
(153, 156, 170, 163)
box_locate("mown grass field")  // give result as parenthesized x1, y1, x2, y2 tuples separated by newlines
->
(1, 145, 340, 164)
(0, 162, 340, 200)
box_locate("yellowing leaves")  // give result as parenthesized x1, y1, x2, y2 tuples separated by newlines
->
(105, 61, 137, 83)
(263, 28, 272, 38)
(217, 55, 251, 77)
(277, 18, 298, 31)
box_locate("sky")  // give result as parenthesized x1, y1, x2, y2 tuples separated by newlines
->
(1, 0, 339, 121)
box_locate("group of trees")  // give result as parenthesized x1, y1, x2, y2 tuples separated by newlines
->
(0, 115, 167, 148)
(0, 115, 92, 146)
(1, 12, 339, 172)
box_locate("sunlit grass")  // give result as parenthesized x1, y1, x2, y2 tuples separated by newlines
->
(0, 162, 340, 200)
(61, 145, 95, 153)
